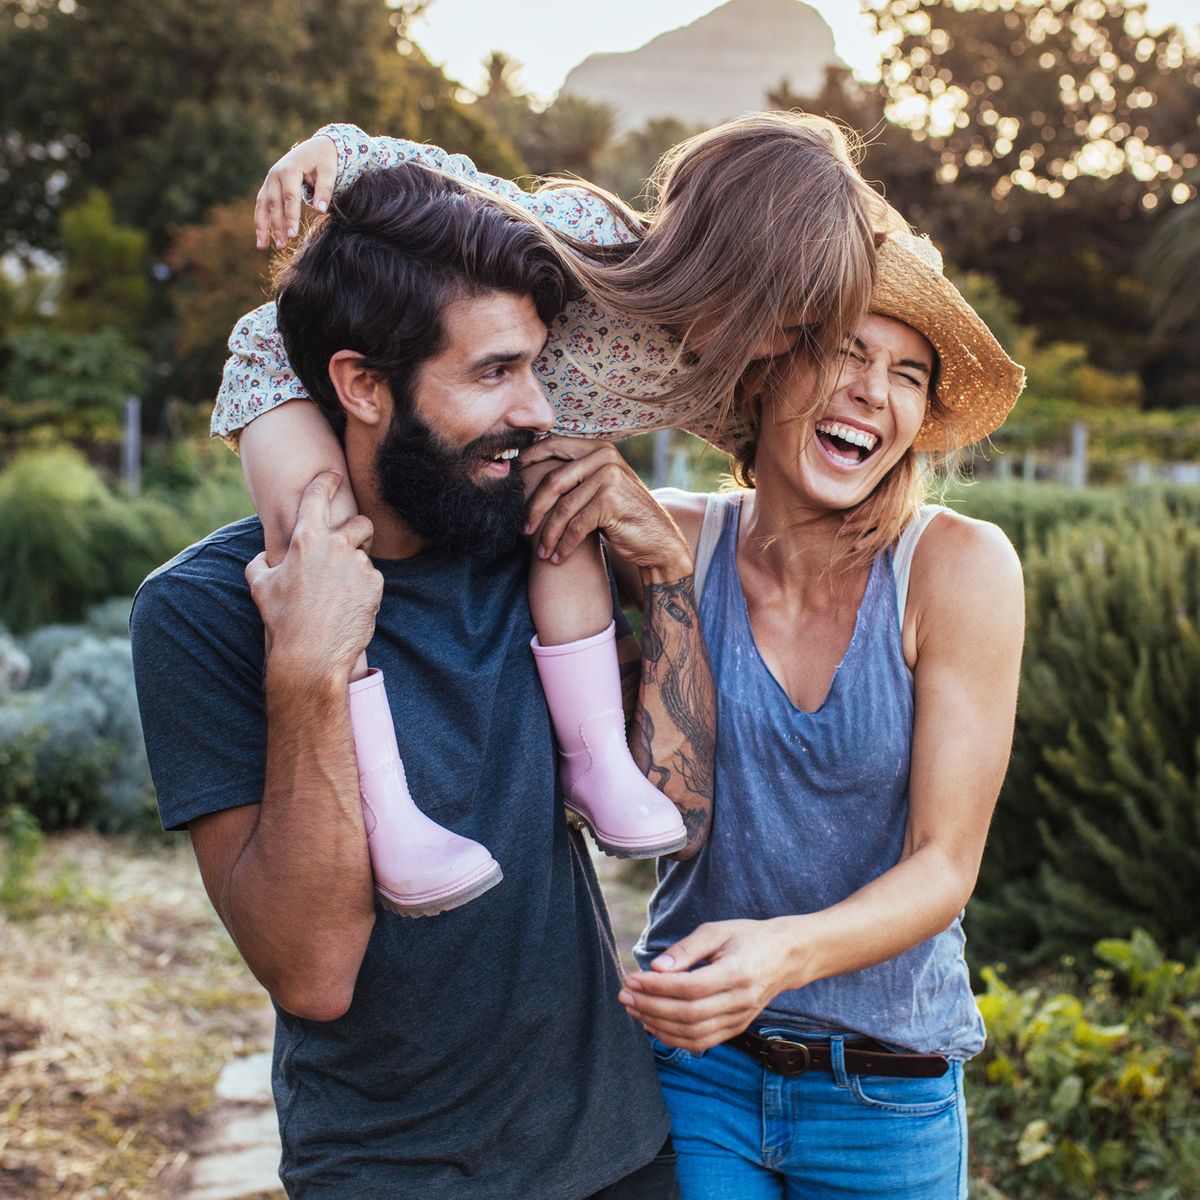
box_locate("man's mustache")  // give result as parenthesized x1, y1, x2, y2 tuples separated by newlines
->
(462, 428, 539, 461)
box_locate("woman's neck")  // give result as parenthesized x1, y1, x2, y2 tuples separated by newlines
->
(738, 460, 861, 611)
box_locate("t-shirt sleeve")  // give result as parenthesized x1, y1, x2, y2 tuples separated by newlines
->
(130, 567, 268, 831)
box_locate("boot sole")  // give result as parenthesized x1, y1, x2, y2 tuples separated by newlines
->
(375, 859, 503, 918)
(564, 806, 688, 860)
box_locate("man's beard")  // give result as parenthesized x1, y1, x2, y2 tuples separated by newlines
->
(374, 408, 535, 559)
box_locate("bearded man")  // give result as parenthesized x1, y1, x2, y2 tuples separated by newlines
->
(131, 164, 712, 1199)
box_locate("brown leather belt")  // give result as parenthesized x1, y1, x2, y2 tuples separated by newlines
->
(725, 1031, 950, 1078)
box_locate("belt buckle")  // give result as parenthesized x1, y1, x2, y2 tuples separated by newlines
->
(764, 1036, 810, 1075)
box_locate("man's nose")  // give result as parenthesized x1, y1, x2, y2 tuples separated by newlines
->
(508, 369, 554, 432)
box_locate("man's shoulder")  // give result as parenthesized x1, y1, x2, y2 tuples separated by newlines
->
(142, 517, 264, 589)
(132, 517, 264, 638)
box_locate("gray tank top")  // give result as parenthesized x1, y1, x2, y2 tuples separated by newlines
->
(636, 492, 985, 1060)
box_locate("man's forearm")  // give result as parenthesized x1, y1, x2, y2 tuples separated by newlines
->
(630, 574, 716, 858)
(224, 668, 375, 1018)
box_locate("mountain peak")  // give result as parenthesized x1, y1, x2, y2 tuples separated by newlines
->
(561, 0, 839, 133)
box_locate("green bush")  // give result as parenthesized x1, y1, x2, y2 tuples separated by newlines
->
(946, 480, 1200, 559)
(0, 450, 171, 632)
(965, 500, 1200, 968)
(0, 447, 249, 634)
(968, 931, 1200, 1199)
(0, 634, 154, 831)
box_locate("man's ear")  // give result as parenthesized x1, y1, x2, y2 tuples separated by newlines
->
(328, 350, 390, 427)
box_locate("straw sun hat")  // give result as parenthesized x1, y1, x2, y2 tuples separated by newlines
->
(683, 229, 1026, 456)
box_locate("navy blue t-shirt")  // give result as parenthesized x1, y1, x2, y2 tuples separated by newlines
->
(130, 518, 666, 1199)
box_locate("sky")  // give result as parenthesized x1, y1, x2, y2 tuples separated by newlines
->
(408, 0, 1200, 101)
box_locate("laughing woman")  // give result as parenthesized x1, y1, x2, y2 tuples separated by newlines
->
(615, 231, 1026, 1199)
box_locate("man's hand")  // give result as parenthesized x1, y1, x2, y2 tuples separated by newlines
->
(618, 919, 800, 1052)
(244, 471, 381, 686)
(255, 134, 339, 249)
(520, 436, 692, 584)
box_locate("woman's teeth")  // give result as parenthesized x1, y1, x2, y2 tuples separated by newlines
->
(815, 421, 878, 453)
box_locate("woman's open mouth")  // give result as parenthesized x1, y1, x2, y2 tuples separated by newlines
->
(814, 420, 880, 468)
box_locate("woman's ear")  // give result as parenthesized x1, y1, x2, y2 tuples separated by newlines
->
(328, 350, 389, 427)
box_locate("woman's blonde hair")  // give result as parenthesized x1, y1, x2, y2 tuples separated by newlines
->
(732, 364, 954, 579)
(540, 111, 891, 432)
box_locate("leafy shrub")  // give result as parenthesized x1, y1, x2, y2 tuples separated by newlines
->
(0, 449, 199, 632)
(84, 597, 135, 638)
(0, 635, 154, 831)
(966, 501, 1200, 968)
(0, 803, 44, 914)
(945, 480, 1200, 559)
(19, 623, 94, 688)
(968, 931, 1200, 1199)
(0, 628, 30, 695)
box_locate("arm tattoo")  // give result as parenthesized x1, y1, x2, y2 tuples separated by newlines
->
(639, 577, 717, 829)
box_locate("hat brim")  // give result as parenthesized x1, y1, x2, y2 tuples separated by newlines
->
(679, 236, 1025, 458)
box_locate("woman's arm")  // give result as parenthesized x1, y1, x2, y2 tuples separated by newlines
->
(620, 513, 1024, 1050)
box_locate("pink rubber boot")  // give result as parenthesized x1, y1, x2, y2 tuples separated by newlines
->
(348, 669, 502, 916)
(531, 621, 687, 859)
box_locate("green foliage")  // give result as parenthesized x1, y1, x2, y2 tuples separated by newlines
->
(0, 450, 179, 632)
(958, 496, 1200, 968)
(0, 0, 521, 254)
(968, 931, 1200, 1198)
(0, 803, 44, 914)
(0, 326, 147, 449)
(0, 634, 154, 832)
(58, 189, 150, 336)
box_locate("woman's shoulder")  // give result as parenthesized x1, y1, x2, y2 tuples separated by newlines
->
(908, 508, 1022, 620)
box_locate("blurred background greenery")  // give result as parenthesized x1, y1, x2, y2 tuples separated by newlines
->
(1, 1, 1198, 1196)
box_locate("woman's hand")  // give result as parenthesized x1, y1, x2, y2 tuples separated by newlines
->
(618, 918, 805, 1053)
(519, 436, 692, 584)
(255, 135, 339, 250)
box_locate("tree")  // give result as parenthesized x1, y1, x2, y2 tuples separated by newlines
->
(162, 194, 274, 406)
(0, 0, 522, 254)
(861, 0, 1200, 403)
(0, 326, 146, 450)
(519, 93, 617, 178)
(594, 117, 701, 204)
(57, 190, 149, 338)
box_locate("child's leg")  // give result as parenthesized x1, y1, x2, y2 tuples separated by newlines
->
(240, 402, 501, 915)
(529, 533, 686, 859)
(527, 532, 612, 646)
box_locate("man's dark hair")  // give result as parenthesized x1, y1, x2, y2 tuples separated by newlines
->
(275, 164, 576, 439)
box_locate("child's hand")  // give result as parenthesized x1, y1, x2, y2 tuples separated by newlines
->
(255, 135, 339, 250)
(520, 437, 693, 584)
(244, 472, 381, 687)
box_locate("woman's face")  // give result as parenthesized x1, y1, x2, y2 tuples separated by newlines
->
(761, 314, 934, 511)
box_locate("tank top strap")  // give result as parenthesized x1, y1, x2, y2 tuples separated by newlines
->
(693, 491, 741, 605)
(893, 504, 952, 630)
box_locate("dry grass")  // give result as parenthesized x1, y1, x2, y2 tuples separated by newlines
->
(0, 833, 272, 1198)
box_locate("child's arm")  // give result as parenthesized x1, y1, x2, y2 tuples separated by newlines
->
(238, 401, 369, 686)
(238, 400, 359, 567)
(255, 122, 641, 253)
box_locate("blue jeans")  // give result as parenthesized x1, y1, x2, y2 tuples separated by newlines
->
(650, 1028, 967, 1199)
